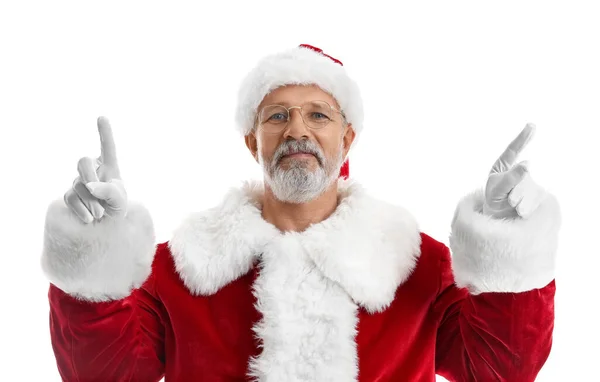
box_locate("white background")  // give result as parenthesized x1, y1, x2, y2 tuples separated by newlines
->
(1, 1, 598, 380)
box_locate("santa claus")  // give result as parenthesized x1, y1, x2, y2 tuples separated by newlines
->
(41, 44, 561, 381)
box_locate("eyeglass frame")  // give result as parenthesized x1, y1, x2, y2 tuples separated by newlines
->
(254, 100, 348, 133)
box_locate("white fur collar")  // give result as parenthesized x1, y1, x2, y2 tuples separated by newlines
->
(168, 178, 422, 313)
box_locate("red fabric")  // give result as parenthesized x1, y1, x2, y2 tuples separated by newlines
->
(339, 158, 350, 179)
(47, 234, 555, 381)
(299, 43, 343, 66)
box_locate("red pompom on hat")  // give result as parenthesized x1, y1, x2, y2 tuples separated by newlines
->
(235, 44, 363, 179)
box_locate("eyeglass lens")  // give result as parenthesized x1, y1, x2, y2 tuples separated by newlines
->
(259, 101, 336, 131)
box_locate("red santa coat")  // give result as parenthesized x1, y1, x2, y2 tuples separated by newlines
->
(41, 178, 561, 381)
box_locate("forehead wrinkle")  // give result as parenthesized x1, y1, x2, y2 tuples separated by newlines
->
(262, 99, 340, 110)
(260, 85, 340, 109)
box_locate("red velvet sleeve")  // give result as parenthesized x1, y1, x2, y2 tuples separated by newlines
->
(434, 245, 555, 381)
(47, 273, 166, 382)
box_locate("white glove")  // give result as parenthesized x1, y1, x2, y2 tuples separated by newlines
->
(63, 116, 128, 223)
(482, 123, 547, 219)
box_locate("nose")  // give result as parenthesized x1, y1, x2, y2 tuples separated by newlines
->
(282, 108, 310, 140)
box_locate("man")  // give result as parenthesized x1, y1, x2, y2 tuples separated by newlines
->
(41, 44, 561, 381)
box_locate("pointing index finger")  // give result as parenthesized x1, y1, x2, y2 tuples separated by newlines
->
(97, 116, 119, 169)
(490, 123, 536, 174)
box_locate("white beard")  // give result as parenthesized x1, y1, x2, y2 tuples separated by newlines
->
(258, 139, 344, 204)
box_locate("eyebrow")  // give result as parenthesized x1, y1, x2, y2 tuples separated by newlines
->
(264, 100, 293, 106)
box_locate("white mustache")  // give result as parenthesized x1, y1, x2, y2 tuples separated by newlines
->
(273, 141, 324, 165)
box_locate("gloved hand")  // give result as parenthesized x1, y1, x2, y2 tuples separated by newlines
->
(482, 123, 547, 219)
(63, 116, 128, 223)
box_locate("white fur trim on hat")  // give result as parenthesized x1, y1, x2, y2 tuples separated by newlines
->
(449, 188, 561, 295)
(235, 45, 364, 140)
(40, 199, 156, 302)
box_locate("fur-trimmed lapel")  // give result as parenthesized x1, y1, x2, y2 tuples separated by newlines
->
(168, 178, 422, 313)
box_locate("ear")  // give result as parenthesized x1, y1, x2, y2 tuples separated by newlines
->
(342, 124, 356, 158)
(245, 132, 259, 163)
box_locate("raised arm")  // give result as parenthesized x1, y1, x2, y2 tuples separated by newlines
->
(41, 117, 165, 381)
(435, 124, 561, 381)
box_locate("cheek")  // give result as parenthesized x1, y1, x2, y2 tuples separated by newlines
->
(258, 137, 279, 160)
(318, 134, 344, 158)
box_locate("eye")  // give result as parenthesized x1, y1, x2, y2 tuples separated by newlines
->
(268, 113, 287, 121)
(311, 112, 331, 120)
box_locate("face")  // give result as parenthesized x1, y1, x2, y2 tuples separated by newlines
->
(245, 84, 355, 203)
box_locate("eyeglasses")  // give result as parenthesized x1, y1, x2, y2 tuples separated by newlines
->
(256, 100, 346, 134)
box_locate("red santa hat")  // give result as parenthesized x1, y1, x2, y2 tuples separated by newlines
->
(235, 44, 364, 179)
